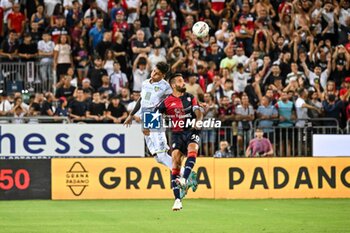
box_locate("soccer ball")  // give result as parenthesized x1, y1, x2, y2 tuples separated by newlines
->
(192, 21, 209, 38)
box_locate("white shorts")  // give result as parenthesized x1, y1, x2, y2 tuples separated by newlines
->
(145, 131, 169, 155)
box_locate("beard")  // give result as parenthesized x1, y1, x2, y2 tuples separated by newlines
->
(176, 85, 186, 93)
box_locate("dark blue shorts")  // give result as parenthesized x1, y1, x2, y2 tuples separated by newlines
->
(171, 130, 200, 155)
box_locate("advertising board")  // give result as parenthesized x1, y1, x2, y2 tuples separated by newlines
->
(51, 158, 214, 199)
(0, 160, 51, 200)
(0, 124, 144, 158)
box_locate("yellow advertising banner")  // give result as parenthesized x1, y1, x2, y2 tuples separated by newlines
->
(215, 158, 350, 199)
(52, 157, 350, 199)
(51, 158, 214, 200)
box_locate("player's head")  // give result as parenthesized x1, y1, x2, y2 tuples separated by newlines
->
(168, 73, 186, 93)
(150, 62, 169, 82)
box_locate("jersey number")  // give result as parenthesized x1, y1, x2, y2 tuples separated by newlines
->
(145, 92, 151, 100)
(191, 134, 200, 143)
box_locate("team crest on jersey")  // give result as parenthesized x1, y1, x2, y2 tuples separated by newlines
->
(154, 86, 160, 92)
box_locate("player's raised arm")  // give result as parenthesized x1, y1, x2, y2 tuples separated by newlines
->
(192, 97, 203, 130)
(124, 97, 142, 127)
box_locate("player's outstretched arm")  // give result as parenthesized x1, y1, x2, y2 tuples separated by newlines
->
(124, 97, 142, 127)
(193, 108, 203, 130)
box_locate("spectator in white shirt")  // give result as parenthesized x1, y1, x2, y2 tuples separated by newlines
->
(110, 61, 128, 95)
(44, 0, 61, 16)
(233, 47, 248, 65)
(149, 46, 167, 70)
(13, 92, 29, 112)
(233, 63, 251, 94)
(295, 88, 321, 127)
(0, 0, 15, 24)
(300, 53, 331, 90)
(38, 31, 55, 92)
(132, 53, 150, 91)
(0, 92, 12, 116)
(83, 1, 98, 23)
(286, 62, 306, 85)
(125, 0, 140, 24)
(222, 79, 234, 101)
(10, 96, 27, 123)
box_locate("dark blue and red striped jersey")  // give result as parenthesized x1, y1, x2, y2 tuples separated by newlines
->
(157, 92, 199, 132)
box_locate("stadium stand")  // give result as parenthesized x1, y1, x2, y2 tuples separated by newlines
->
(0, 0, 349, 157)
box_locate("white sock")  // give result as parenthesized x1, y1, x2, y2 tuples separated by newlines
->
(180, 167, 185, 177)
(155, 152, 185, 176)
(154, 152, 173, 169)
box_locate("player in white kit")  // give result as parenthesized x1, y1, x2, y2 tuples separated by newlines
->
(124, 62, 173, 168)
(124, 63, 197, 196)
(124, 62, 198, 198)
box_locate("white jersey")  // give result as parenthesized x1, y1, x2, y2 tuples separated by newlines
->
(141, 79, 172, 156)
(140, 79, 172, 114)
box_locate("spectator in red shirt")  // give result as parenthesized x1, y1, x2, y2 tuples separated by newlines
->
(278, 0, 293, 17)
(210, 0, 225, 17)
(7, 4, 25, 35)
(180, 15, 194, 41)
(218, 95, 235, 127)
(112, 10, 128, 41)
(0, 7, 4, 43)
(339, 77, 350, 99)
(154, 0, 173, 34)
(109, 0, 127, 25)
(50, 15, 69, 44)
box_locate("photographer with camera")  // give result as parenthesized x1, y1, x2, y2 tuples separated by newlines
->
(214, 141, 233, 158)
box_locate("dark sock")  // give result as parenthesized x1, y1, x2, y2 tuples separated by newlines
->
(183, 157, 196, 180)
(171, 169, 180, 199)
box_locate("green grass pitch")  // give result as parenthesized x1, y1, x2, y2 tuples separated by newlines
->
(0, 199, 349, 233)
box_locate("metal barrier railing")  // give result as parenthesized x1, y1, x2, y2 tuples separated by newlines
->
(161, 118, 344, 158)
(254, 118, 341, 129)
(0, 62, 54, 93)
(254, 118, 343, 157)
(0, 116, 70, 124)
(0, 115, 344, 157)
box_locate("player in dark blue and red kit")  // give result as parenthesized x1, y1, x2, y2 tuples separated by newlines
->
(157, 73, 203, 211)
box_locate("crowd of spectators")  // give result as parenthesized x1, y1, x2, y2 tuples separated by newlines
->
(0, 0, 350, 155)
